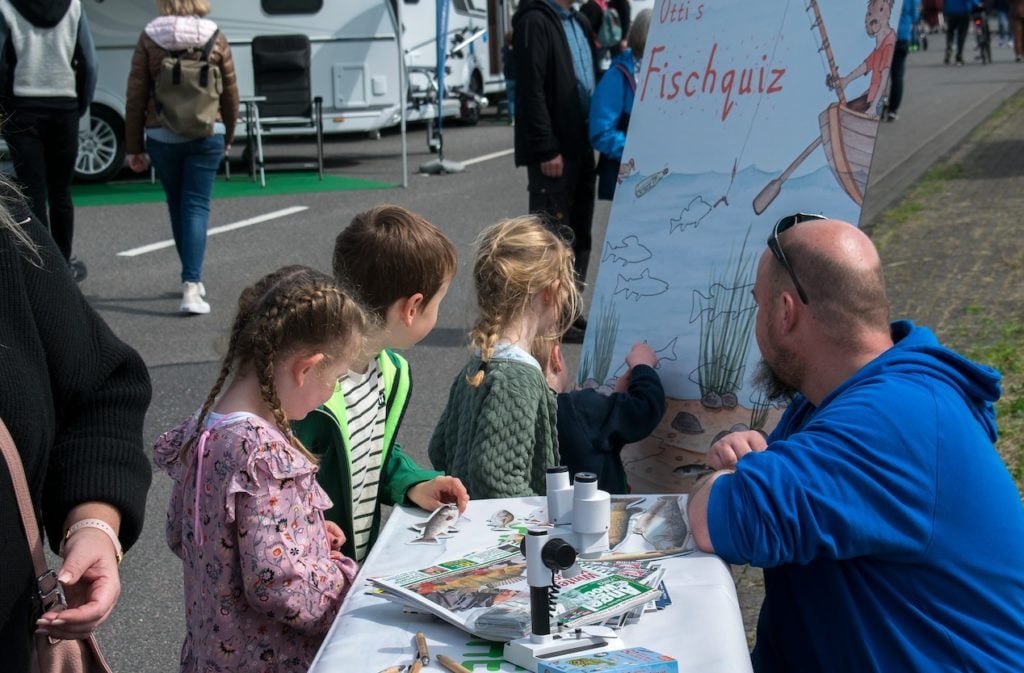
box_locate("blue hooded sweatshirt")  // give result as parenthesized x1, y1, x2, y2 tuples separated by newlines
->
(588, 48, 635, 160)
(897, 0, 920, 43)
(708, 320, 1024, 673)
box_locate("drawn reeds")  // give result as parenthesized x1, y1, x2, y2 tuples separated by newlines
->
(578, 300, 620, 386)
(749, 393, 771, 431)
(696, 230, 757, 401)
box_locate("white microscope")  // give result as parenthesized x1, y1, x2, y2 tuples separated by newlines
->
(502, 468, 626, 671)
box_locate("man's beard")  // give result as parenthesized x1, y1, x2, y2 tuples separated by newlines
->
(753, 358, 797, 403)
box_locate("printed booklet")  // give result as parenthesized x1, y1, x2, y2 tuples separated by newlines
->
(368, 541, 664, 641)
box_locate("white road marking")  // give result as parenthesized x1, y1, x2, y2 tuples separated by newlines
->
(117, 206, 309, 257)
(461, 148, 514, 166)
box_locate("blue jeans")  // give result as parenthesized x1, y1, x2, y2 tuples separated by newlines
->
(147, 135, 224, 283)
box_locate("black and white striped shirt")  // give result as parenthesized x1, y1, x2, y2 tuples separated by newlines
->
(340, 360, 386, 562)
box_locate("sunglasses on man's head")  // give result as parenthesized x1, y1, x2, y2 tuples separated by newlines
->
(766, 212, 827, 305)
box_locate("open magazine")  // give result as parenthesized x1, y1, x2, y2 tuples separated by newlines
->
(368, 540, 665, 641)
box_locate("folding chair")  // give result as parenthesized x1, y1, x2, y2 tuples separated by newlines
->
(249, 34, 324, 183)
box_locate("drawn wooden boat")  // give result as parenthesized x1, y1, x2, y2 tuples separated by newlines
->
(752, 0, 883, 213)
(819, 101, 876, 205)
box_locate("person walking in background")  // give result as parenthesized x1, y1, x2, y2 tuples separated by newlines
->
(589, 8, 650, 201)
(944, 0, 978, 65)
(513, 0, 596, 343)
(154, 266, 365, 673)
(923, 0, 946, 32)
(1012, 0, 1024, 60)
(124, 0, 238, 315)
(429, 216, 580, 498)
(502, 29, 516, 125)
(886, 0, 919, 121)
(993, 0, 1011, 47)
(0, 0, 97, 283)
(0, 175, 152, 671)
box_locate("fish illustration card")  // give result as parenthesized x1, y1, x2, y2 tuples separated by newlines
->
(408, 503, 462, 544)
(581, 0, 902, 494)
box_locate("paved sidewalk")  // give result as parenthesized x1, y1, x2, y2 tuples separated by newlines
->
(730, 87, 1024, 649)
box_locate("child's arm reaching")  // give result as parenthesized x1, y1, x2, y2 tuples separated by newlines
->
(231, 433, 359, 636)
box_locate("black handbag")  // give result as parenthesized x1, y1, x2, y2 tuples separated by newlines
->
(0, 419, 114, 673)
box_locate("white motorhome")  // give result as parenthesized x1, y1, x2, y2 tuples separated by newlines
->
(76, 0, 419, 181)
(399, 0, 519, 123)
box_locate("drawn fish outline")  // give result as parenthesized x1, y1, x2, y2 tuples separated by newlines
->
(669, 195, 714, 233)
(602, 235, 653, 267)
(613, 268, 669, 302)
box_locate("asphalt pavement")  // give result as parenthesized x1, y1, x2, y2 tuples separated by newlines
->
(66, 36, 1022, 671)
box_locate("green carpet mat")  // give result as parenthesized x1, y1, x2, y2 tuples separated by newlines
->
(72, 171, 394, 206)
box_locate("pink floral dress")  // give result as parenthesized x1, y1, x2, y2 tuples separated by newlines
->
(153, 411, 358, 673)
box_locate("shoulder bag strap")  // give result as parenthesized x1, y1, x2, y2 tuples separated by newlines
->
(614, 62, 636, 92)
(0, 418, 50, 578)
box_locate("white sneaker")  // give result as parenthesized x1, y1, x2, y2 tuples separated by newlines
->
(180, 282, 210, 314)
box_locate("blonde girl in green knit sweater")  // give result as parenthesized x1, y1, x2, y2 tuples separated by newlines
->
(428, 216, 580, 498)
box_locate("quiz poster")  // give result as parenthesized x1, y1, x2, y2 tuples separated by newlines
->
(580, 0, 903, 492)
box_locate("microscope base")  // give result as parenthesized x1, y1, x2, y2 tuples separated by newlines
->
(503, 629, 624, 672)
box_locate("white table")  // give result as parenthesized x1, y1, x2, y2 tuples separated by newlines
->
(310, 496, 753, 673)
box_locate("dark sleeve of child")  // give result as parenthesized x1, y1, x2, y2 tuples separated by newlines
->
(556, 365, 666, 494)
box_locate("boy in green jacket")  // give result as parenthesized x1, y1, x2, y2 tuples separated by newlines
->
(293, 205, 468, 561)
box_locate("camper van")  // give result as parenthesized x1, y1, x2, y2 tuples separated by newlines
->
(76, 0, 445, 182)
(60, 0, 521, 182)
(399, 0, 519, 123)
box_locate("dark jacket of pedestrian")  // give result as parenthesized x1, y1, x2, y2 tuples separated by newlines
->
(0, 0, 97, 114)
(512, 0, 595, 166)
(0, 0, 98, 266)
(0, 180, 152, 671)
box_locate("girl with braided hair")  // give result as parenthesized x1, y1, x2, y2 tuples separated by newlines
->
(153, 265, 367, 673)
(428, 216, 580, 498)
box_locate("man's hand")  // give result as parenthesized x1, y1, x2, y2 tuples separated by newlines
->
(126, 153, 150, 173)
(540, 154, 564, 178)
(706, 430, 768, 470)
(407, 476, 470, 514)
(36, 528, 120, 639)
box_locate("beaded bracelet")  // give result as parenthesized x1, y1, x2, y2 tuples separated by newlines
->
(60, 518, 124, 565)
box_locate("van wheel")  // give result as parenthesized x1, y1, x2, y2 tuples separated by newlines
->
(457, 72, 483, 126)
(75, 105, 125, 182)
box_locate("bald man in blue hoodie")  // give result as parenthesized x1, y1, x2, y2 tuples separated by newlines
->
(688, 216, 1024, 673)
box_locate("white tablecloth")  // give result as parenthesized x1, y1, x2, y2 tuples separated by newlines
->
(310, 496, 753, 673)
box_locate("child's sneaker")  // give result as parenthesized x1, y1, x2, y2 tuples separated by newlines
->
(180, 282, 210, 314)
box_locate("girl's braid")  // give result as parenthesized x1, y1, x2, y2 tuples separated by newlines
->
(180, 294, 254, 460)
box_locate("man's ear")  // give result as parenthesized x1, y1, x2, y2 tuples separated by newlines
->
(395, 293, 425, 327)
(293, 352, 326, 385)
(778, 291, 801, 335)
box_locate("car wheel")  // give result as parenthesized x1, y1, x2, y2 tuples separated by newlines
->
(75, 105, 125, 182)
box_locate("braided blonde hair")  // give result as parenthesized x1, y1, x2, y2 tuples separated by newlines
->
(184, 265, 367, 461)
(467, 215, 580, 386)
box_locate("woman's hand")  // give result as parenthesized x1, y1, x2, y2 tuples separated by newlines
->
(36, 527, 121, 639)
(126, 153, 150, 173)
